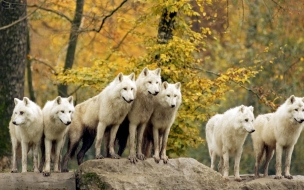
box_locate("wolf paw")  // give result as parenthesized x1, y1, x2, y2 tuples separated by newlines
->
(11, 169, 18, 173)
(137, 154, 146, 161)
(161, 156, 169, 164)
(61, 168, 69, 173)
(110, 153, 120, 159)
(43, 171, 50, 177)
(274, 175, 283, 179)
(128, 156, 138, 164)
(223, 176, 229, 181)
(284, 175, 293, 179)
(95, 154, 104, 159)
(234, 177, 242, 182)
(153, 156, 160, 163)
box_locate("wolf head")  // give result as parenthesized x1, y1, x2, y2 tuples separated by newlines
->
(237, 105, 255, 133)
(285, 95, 304, 124)
(114, 72, 137, 103)
(54, 96, 74, 126)
(158, 82, 182, 108)
(137, 67, 161, 96)
(12, 97, 36, 126)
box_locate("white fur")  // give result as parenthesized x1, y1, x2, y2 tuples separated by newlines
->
(41, 96, 74, 176)
(206, 105, 255, 181)
(251, 95, 304, 179)
(150, 82, 182, 164)
(9, 97, 43, 173)
(127, 67, 161, 163)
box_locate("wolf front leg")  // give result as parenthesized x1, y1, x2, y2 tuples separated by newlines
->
(43, 139, 52, 176)
(21, 141, 29, 173)
(11, 137, 18, 173)
(95, 122, 107, 159)
(136, 123, 147, 160)
(160, 127, 170, 164)
(222, 150, 230, 181)
(128, 122, 138, 163)
(152, 127, 161, 163)
(53, 138, 65, 172)
(234, 147, 243, 182)
(32, 143, 40, 172)
(108, 124, 120, 159)
(274, 144, 283, 179)
(284, 145, 295, 179)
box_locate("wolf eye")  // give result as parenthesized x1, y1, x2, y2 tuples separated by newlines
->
(148, 81, 152, 84)
(61, 111, 64, 113)
(123, 88, 127, 90)
(131, 88, 134, 91)
(20, 111, 24, 115)
(174, 95, 177, 97)
(295, 109, 298, 111)
(245, 119, 248, 122)
(69, 111, 72, 113)
(167, 95, 170, 97)
(156, 81, 159, 84)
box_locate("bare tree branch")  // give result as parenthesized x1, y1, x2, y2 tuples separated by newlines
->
(79, 0, 128, 33)
(27, 4, 73, 23)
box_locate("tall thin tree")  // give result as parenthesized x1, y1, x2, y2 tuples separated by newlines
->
(0, 0, 28, 156)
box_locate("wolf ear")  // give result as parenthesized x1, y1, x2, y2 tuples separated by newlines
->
(129, 73, 135, 81)
(67, 96, 73, 105)
(175, 82, 181, 90)
(249, 106, 254, 112)
(14, 98, 20, 105)
(289, 95, 295, 104)
(142, 67, 149, 76)
(162, 81, 169, 89)
(239, 105, 245, 113)
(55, 96, 62, 105)
(155, 68, 161, 76)
(23, 97, 30, 106)
(116, 72, 124, 82)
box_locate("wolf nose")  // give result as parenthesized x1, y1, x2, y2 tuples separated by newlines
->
(154, 91, 159, 95)
(300, 119, 304, 123)
(12, 121, 17, 125)
(250, 129, 255, 133)
(66, 121, 71, 125)
(171, 105, 176, 108)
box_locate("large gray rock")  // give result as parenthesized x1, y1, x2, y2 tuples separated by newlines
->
(76, 157, 227, 190)
(0, 172, 75, 190)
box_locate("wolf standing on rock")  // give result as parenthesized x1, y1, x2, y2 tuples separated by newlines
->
(206, 105, 255, 181)
(143, 82, 182, 164)
(61, 72, 136, 172)
(117, 67, 162, 163)
(40, 96, 74, 176)
(252, 95, 304, 180)
(9, 97, 43, 173)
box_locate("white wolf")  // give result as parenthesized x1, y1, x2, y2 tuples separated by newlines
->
(40, 96, 74, 176)
(125, 67, 161, 163)
(251, 95, 304, 179)
(206, 105, 255, 181)
(9, 97, 43, 173)
(61, 72, 136, 172)
(143, 82, 182, 164)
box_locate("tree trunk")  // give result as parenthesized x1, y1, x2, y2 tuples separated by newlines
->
(0, 0, 28, 155)
(57, 0, 84, 97)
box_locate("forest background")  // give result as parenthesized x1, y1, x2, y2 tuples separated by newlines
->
(0, 0, 304, 175)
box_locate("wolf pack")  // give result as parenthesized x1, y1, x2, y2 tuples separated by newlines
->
(8, 67, 182, 176)
(8, 67, 304, 181)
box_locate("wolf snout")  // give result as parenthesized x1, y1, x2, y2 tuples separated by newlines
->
(171, 104, 176, 108)
(249, 129, 255, 133)
(149, 91, 159, 96)
(123, 97, 134, 103)
(12, 121, 17, 125)
(66, 121, 71, 125)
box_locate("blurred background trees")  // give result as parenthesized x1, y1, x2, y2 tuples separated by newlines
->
(0, 0, 304, 175)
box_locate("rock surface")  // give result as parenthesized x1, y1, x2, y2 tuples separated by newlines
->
(0, 172, 76, 190)
(2, 158, 304, 190)
(76, 157, 304, 190)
